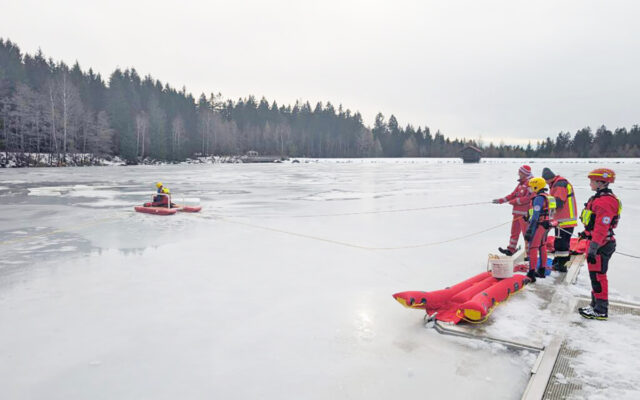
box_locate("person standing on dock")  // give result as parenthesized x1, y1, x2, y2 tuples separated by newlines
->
(524, 177, 556, 282)
(542, 168, 578, 272)
(493, 165, 534, 256)
(578, 168, 621, 320)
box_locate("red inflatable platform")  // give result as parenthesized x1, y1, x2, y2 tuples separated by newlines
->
(176, 205, 201, 213)
(137, 203, 201, 214)
(393, 271, 530, 324)
(134, 206, 177, 215)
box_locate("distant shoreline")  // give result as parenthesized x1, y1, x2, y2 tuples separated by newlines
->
(2, 152, 639, 169)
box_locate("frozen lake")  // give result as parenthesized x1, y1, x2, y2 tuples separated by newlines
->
(1, 158, 639, 399)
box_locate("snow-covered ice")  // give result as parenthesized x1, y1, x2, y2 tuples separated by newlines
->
(1, 158, 639, 399)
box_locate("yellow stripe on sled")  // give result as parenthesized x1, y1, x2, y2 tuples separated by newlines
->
(463, 308, 483, 321)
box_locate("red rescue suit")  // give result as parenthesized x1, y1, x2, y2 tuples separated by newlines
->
(526, 191, 555, 274)
(548, 175, 578, 228)
(151, 196, 169, 207)
(498, 177, 534, 252)
(581, 188, 621, 307)
(151, 186, 172, 207)
(548, 176, 578, 262)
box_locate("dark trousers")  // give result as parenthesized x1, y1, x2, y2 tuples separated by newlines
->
(554, 226, 574, 257)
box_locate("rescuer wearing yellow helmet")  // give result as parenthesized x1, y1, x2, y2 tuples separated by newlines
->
(152, 182, 173, 207)
(523, 177, 556, 282)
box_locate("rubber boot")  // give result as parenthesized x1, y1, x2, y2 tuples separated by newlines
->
(498, 247, 514, 256)
(552, 256, 569, 272)
(526, 270, 537, 283)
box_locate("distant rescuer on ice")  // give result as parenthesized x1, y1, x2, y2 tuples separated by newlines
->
(578, 168, 621, 321)
(151, 181, 173, 207)
(542, 167, 578, 272)
(524, 177, 556, 283)
(492, 165, 534, 256)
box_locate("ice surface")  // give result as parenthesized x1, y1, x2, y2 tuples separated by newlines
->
(1, 159, 639, 399)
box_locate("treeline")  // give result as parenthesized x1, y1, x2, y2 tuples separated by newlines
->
(1, 38, 639, 166)
(479, 126, 640, 158)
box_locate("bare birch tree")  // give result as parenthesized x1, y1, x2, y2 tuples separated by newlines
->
(46, 79, 58, 164)
(135, 111, 149, 159)
(171, 116, 185, 159)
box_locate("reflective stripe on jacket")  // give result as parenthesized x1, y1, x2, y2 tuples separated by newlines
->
(581, 189, 621, 246)
(527, 193, 554, 239)
(549, 176, 577, 227)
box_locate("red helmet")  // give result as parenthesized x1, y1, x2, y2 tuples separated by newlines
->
(588, 168, 615, 183)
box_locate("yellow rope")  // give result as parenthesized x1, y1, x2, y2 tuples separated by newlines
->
(213, 214, 513, 251)
(221, 201, 492, 219)
(2, 200, 509, 253)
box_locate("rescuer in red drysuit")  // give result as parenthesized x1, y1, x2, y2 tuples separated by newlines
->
(524, 177, 556, 283)
(493, 165, 534, 256)
(145, 182, 175, 208)
(542, 168, 578, 272)
(577, 168, 621, 320)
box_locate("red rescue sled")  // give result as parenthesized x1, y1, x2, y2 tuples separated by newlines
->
(134, 206, 177, 215)
(137, 202, 202, 214)
(393, 271, 530, 324)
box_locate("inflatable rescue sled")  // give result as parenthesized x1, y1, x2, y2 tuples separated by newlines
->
(134, 191, 202, 215)
(393, 268, 531, 324)
(134, 203, 202, 215)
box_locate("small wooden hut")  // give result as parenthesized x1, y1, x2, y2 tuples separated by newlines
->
(460, 145, 482, 163)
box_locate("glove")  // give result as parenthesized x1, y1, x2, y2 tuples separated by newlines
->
(541, 221, 550, 229)
(587, 241, 599, 264)
(578, 231, 588, 240)
(524, 230, 532, 242)
(492, 198, 506, 204)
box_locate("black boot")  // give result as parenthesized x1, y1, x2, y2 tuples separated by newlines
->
(552, 257, 569, 272)
(526, 270, 537, 283)
(554, 263, 568, 273)
(498, 247, 514, 256)
(536, 267, 547, 278)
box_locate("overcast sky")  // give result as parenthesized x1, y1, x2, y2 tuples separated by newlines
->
(2, 0, 639, 145)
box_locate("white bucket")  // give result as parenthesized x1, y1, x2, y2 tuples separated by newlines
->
(488, 255, 514, 279)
